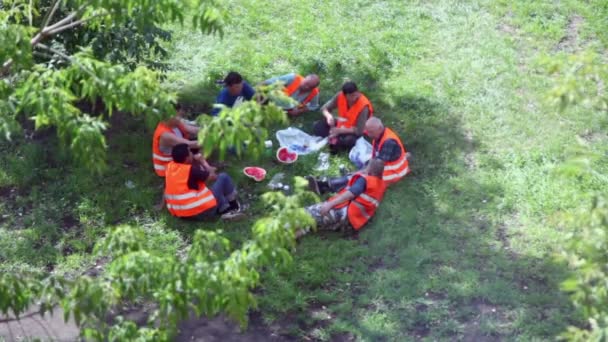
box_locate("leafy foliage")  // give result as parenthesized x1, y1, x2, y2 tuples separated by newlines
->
(558, 195, 608, 341)
(0, 0, 228, 170)
(0, 182, 316, 340)
(544, 51, 608, 112)
(546, 49, 608, 341)
(198, 82, 293, 160)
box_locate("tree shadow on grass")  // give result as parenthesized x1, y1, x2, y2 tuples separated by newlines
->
(250, 94, 577, 341)
(345, 95, 576, 340)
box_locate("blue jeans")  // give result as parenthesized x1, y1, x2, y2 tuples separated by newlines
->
(210, 172, 237, 212)
(185, 172, 237, 220)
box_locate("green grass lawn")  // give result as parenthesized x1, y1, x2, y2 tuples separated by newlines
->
(1, 0, 607, 340)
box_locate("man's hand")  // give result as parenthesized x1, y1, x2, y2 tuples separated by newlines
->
(207, 169, 218, 181)
(329, 127, 344, 138)
(320, 202, 333, 216)
(326, 115, 335, 126)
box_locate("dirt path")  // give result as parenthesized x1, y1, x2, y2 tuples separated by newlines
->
(0, 306, 79, 341)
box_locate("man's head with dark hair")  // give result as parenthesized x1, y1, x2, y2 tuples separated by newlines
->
(342, 81, 360, 104)
(342, 81, 358, 95)
(171, 143, 191, 164)
(367, 158, 385, 178)
(224, 71, 244, 96)
(224, 71, 243, 86)
(175, 103, 185, 117)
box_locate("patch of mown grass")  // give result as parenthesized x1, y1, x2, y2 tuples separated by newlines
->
(158, 0, 607, 339)
(1, 0, 606, 340)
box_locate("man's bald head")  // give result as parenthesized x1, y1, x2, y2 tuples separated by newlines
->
(364, 117, 385, 139)
(301, 74, 320, 92)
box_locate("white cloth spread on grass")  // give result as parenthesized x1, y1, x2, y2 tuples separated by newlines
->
(276, 127, 327, 155)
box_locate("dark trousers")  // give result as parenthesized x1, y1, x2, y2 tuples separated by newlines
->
(312, 120, 359, 153)
(185, 172, 236, 220)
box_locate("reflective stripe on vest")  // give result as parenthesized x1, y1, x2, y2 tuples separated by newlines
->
(283, 74, 319, 107)
(372, 128, 408, 185)
(336, 93, 373, 129)
(153, 153, 173, 162)
(328, 174, 386, 230)
(152, 123, 177, 177)
(164, 162, 217, 217)
(165, 187, 210, 201)
(359, 193, 380, 207)
(351, 201, 371, 220)
(166, 194, 215, 211)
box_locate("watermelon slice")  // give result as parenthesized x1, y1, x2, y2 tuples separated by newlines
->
(276, 147, 298, 164)
(243, 166, 267, 181)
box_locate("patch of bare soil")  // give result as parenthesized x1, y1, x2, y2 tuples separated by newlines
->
(0, 306, 80, 342)
(555, 15, 584, 52)
(464, 130, 477, 170)
(461, 298, 504, 342)
(176, 312, 286, 342)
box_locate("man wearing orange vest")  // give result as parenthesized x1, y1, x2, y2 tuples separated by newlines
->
(297, 159, 387, 238)
(314, 81, 373, 153)
(152, 104, 215, 177)
(262, 73, 320, 116)
(305, 118, 409, 197)
(365, 117, 410, 185)
(164, 144, 244, 220)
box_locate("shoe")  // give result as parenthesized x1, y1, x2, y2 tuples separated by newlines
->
(305, 176, 320, 195)
(221, 209, 246, 221)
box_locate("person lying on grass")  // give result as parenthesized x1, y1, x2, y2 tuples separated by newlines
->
(261, 73, 320, 116)
(313, 81, 373, 154)
(163, 143, 245, 221)
(297, 158, 387, 238)
(152, 103, 216, 177)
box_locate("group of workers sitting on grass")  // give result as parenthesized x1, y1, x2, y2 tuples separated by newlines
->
(152, 71, 410, 237)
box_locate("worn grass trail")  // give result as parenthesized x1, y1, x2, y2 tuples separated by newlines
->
(1, 0, 607, 340)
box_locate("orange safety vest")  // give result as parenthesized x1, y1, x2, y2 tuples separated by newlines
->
(164, 162, 217, 217)
(336, 92, 373, 129)
(283, 74, 320, 107)
(372, 128, 409, 185)
(152, 122, 185, 177)
(330, 174, 386, 230)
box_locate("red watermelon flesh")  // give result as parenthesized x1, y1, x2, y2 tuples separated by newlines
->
(243, 167, 266, 181)
(277, 147, 297, 163)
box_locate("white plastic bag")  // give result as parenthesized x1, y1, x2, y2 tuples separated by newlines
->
(349, 137, 373, 169)
(275, 127, 327, 155)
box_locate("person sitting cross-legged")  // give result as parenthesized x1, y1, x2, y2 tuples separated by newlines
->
(163, 143, 245, 221)
(297, 159, 387, 238)
(313, 81, 373, 153)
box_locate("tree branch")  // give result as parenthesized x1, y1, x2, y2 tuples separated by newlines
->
(31, 3, 90, 46)
(36, 43, 101, 83)
(40, 0, 63, 30)
(46, 17, 96, 36)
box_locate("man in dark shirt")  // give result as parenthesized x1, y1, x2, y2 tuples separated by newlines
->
(306, 117, 407, 194)
(167, 144, 244, 220)
(210, 71, 256, 116)
(365, 117, 403, 163)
